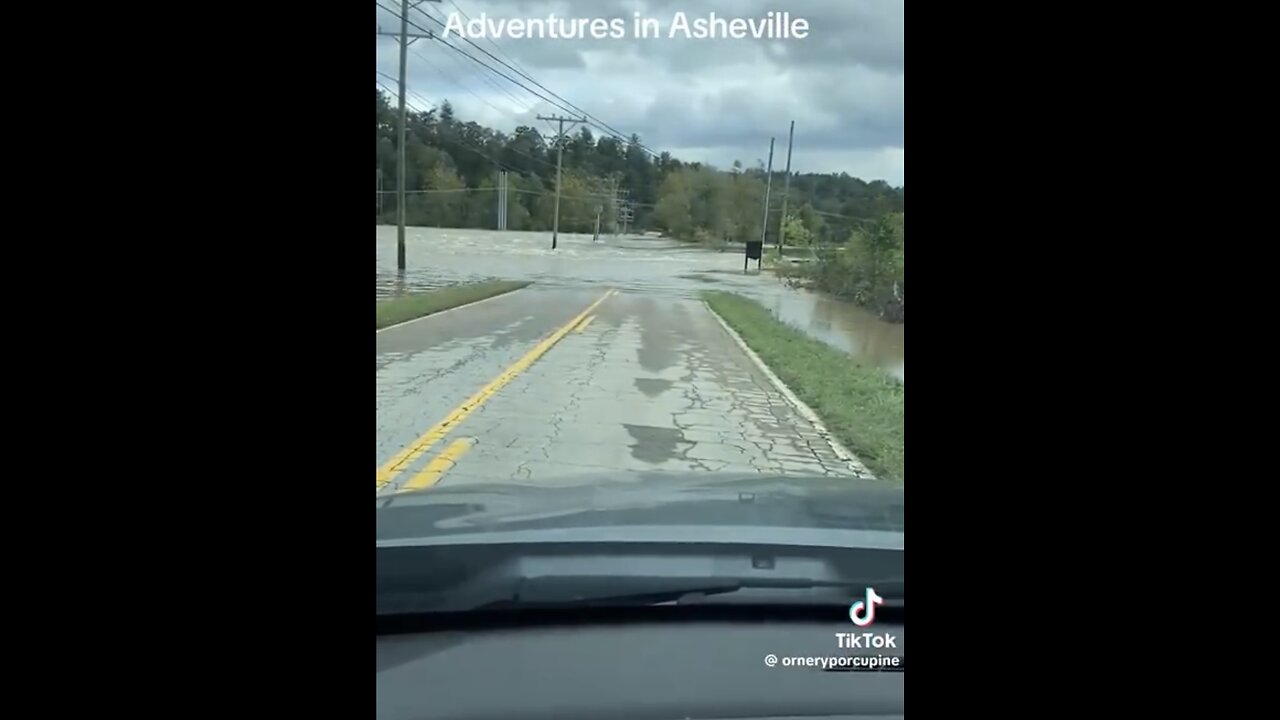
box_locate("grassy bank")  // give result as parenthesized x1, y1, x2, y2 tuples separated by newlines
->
(376, 280, 531, 330)
(703, 291, 904, 483)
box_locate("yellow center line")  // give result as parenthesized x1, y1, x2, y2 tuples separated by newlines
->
(398, 437, 476, 492)
(574, 314, 596, 333)
(375, 289, 615, 489)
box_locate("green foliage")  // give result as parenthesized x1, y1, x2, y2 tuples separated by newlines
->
(806, 212, 904, 322)
(653, 171, 695, 238)
(781, 213, 813, 247)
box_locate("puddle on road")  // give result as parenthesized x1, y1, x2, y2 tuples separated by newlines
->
(634, 378, 675, 397)
(636, 297, 683, 372)
(623, 424, 691, 464)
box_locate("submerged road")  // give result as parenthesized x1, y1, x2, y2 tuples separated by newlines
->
(375, 281, 874, 494)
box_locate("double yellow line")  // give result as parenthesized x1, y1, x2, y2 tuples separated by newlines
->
(376, 289, 616, 492)
(574, 314, 597, 333)
(397, 437, 476, 493)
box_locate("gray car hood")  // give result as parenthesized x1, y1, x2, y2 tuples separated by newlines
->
(376, 472, 903, 542)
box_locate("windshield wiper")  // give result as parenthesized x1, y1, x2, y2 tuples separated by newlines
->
(380, 576, 903, 614)
(471, 580, 745, 610)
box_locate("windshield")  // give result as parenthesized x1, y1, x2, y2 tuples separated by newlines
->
(375, 0, 904, 615)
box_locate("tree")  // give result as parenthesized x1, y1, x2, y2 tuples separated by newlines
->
(532, 171, 597, 233)
(726, 168, 764, 243)
(653, 170, 694, 238)
(375, 84, 904, 238)
(422, 164, 466, 227)
(782, 213, 813, 247)
(797, 204, 826, 244)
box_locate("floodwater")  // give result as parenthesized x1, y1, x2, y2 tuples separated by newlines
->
(375, 225, 904, 382)
(765, 290, 905, 382)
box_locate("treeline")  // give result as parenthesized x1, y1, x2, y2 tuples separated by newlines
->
(376, 88, 904, 243)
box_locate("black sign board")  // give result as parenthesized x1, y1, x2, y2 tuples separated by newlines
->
(744, 240, 764, 273)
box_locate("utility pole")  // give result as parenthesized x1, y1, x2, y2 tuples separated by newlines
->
(610, 177, 619, 235)
(378, 0, 442, 272)
(495, 170, 505, 231)
(536, 114, 587, 249)
(759, 137, 775, 248)
(609, 175, 631, 236)
(778, 120, 794, 251)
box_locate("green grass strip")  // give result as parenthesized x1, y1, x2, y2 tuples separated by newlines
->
(377, 280, 531, 330)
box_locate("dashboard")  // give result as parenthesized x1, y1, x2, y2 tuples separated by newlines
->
(377, 618, 904, 720)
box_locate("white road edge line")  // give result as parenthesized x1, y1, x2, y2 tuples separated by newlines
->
(703, 301, 877, 481)
(376, 286, 530, 335)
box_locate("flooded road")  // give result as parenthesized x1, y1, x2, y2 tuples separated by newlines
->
(376, 225, 903, 382)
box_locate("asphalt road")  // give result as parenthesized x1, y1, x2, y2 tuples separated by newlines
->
(376, 284, 872, 494)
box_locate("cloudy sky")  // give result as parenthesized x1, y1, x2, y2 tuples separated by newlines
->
(375, 0, 904, 186)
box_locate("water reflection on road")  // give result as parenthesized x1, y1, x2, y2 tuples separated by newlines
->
(376, 226, 904, 383)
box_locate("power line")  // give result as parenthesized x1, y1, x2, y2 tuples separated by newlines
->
(810, 209, 878, 224)
(425, 25, 558, 139)
(405, 3, 665, 159)
(416, 4, 659, 158)
(439, 41, 534, 114)
(376, 65, 563, 174)
(403, 7, 575, 108)
(510, 187, 657, 208)
(404, 38, 530, 120)
(413, 4, 534, 113)
(385, 1, 658, 159)
(377, 188, 496, 195)
(376, 78, 552, 174)
(433, 40, 575, 118)
(378, 2, 563, 108)
(389, 9, 565, 139)
(401, 84, 557, 173)
(446, 0, 536, 82)
(436, 1, 539, 112)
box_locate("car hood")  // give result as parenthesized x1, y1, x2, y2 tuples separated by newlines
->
(376, 472, 903, 541)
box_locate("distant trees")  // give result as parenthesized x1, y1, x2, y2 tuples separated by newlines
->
(375, 88, 902, 240)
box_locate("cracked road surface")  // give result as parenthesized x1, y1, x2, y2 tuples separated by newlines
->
(376, 284, 871, 493)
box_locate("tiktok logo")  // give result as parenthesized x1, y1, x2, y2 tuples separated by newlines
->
(849, 587, 884, 627)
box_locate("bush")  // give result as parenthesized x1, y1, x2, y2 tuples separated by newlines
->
(806, 212, 903, 322)
(693, 227, 729, 251)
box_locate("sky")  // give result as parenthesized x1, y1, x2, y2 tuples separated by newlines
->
(375, 0, 904, 186)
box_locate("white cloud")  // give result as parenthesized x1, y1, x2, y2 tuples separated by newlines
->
(376, 0, 903, 184)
